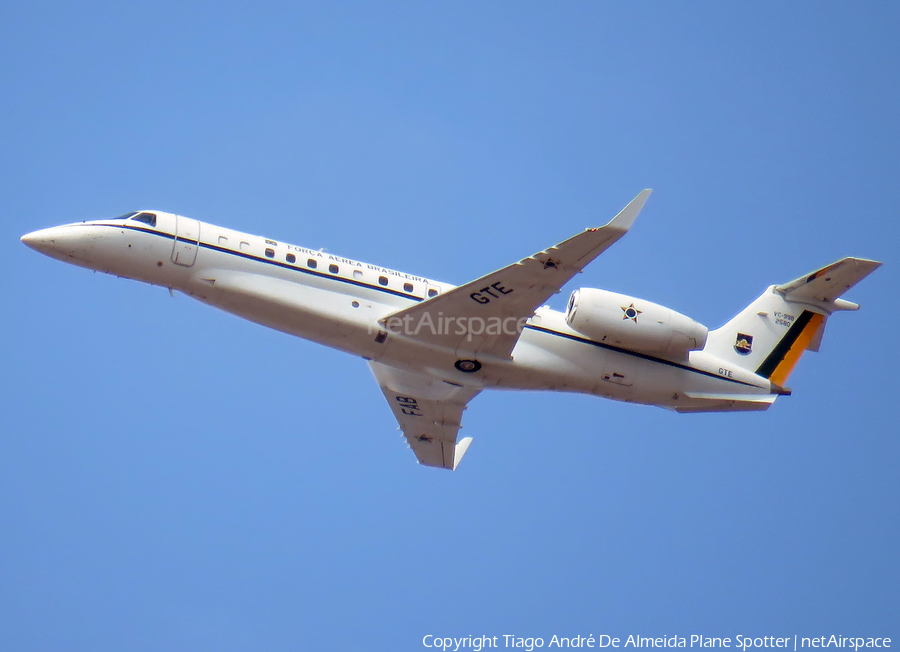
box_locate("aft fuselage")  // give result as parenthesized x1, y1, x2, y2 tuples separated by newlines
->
(21, 211, 771, 409)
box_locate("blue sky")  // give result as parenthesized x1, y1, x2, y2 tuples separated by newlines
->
(1, 2, 898, 650)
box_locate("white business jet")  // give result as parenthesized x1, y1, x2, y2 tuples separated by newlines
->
(21, 191, 880, 470)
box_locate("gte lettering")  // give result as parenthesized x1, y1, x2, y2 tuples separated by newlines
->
(470, 281, 513, 304)
(395, 395, 423, 417)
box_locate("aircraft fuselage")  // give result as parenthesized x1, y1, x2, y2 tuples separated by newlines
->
(21, 210, 770, 410)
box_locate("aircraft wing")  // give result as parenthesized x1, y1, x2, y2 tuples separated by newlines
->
(369, 361, 481, 470)
(380, 189, 651, 360)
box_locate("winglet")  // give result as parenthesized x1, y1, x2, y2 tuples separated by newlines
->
(452, 437, 474, 471)
(602, 188, 652, 232)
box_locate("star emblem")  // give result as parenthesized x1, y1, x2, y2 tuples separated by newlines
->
(416, 434, 434, 443)
(621, 303, 641, 322)
(540, 257, 560, 270)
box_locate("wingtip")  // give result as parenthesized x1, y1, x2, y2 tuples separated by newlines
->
(452, 437, 473, 471)
(604, 188, 652, 230)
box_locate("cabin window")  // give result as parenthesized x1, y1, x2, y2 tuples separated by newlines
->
(378, 276, 388, 286)
(329, 264, 339, 274)
(218, 235, 228, 246)
(132, 212, 157, 227)
(403, 282, 413, 293)
(428, 288, 439, 298)
(308, 258, 317, 269)
(265, 248, 275, 258)
(286, 253, 296, 264)
(240, 241, 250, 251)
(353, 270, 363, 279)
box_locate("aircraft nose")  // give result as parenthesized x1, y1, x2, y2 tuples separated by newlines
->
(21, 224, 94, 262)
(21, 227, 60, 254)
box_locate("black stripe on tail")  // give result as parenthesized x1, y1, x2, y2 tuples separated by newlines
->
(755, 310, 814, 379)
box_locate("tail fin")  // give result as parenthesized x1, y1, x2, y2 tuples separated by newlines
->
(704, 258, 881, 387)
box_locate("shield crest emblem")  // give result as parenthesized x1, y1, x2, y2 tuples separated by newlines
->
(734, 333, 753, 355)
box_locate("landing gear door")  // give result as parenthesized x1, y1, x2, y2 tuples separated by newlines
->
(171, 215, 201, 267)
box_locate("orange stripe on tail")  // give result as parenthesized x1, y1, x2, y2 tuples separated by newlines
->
(763, 312, 825, 386)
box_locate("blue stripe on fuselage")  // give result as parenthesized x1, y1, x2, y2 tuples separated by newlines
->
(94, 222, 764, 389)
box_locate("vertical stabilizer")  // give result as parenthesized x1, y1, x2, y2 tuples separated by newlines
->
(704, 258, 881, 385)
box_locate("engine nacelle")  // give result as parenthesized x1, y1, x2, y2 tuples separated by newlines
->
(566, 288, 708, 359)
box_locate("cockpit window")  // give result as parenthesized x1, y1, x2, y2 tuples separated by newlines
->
(131, 212, 157, 227)
(112, 212, 139, 220)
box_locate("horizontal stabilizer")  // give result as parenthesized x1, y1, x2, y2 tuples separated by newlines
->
(776, 257, 882, 311)
(676, 392, 777, 413)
